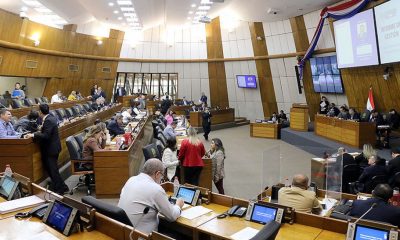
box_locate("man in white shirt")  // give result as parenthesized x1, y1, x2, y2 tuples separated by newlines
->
(121, 108, 133, 124)
(51, 90, 63, 104)
(118, 159, 184, 234)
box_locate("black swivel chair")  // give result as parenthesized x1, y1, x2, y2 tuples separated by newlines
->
(249, 221, 281, 240)
(157, 133, 168, 146)
(24, 98, 35, 106)
(0, 99, 8, 108)
(12, 99, 24, 109)
(142, 143, 161, 161)
(66, 136, 94, 195)
(74, 133, 85, 151)
(10, 116, 18, 126)
(83, 103, 92, 112)
(35, 97, 44, 104)
(349, 174, 388, 194)
(65, 108, 75, 118)
(82, 196, 132, 226)
(342, 164, 362, 193)
(158, 120, 166, 130)
(49, 110, 58, 118)
(41, 97, 49, 103)
(56, 108, 67, 121)
(72, 106, 83, 116)
(155, 140, 165, 155)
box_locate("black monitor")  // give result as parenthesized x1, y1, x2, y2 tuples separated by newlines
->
(0, 175, 19, 200)
(245, 202, 284, 224)
(173, 186, 200, 206)
(43, 200, 78, 236)
(346, 222, 398, 240)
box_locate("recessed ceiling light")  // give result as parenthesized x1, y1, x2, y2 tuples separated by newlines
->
(198, 6, 210, 10)
(195, 11, 207, 15)
(191, 4, 196, 8)
(188, 11, 193, 14)
(108, 2, 114, 6)
(187, 17, 191, 20)
(113, 10, 119, 14)
(21, 6, 28, 11)
(117, 0, 132, 5)
(121, 7, 135, 11)
(200, 0, 213, 4)
(122, 22, 126, 26)
(34, 7, 52, 13)
(22, 0, 42, 7)
(123, 13, 136, 17)
(118, 17, 123, 20)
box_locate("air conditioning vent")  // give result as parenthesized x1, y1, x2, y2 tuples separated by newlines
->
(26, 60, 38, 69)
(102, 67, 111, 73)
(68, 64, 79, 72)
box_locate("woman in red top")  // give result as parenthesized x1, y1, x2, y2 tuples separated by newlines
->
(178, 127, 205, 186)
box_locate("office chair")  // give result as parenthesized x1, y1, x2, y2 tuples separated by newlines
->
(41, 97, 49, 103)
(342, 164, 362, 193)
(72, 105, 83, 116)
(49, 110, 58, 118)
(55, 108, 67, 121)
(360, 110, 371, 122)
(155, 126, 163, 135)
(0, 99, 8, 108)
(349, 174, 388, 194)
(35, 97, 44, 104)
(249, 221, 281, 240)
(10, 116, 18, 126)
(81, 196, 132, 226)
(157, 120, 166, 130)
(66, 136, 94, 195)
(142, 143, 161, 161)
(155, 140, 165, 155)
(74, 133, 85, 151)
(24, 98, 35, 107)
(65, 108, 75, 118)
(391, 172, 400, 188)
(11, 99, 24, 109)
(157, 133, 168, 146)
(83, 103, 92, 112)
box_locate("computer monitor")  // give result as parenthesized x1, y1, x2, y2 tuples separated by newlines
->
(346, 223, 398, 240)
(245, 202, 284, 224)
(43, 200, 78, 236)
(0, 175, 19, 200)
(173, 186, 200, 206)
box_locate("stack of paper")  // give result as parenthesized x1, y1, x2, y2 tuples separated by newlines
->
(180, 206, 212, 220)
(230, 227, 259, 240)
(0, 195, 45, 214)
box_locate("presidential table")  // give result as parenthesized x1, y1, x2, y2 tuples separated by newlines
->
(0, 104, 122, 183)
(189, 108, 235, 128)
(250, 122, 281, 139)
(314, 115, 376, 148)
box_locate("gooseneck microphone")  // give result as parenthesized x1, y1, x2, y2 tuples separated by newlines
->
(353, 202, 377, 225)
(129, 206, 150, 240)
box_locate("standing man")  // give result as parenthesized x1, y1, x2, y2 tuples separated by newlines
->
(11, 82, 25, 99)
(26, 104, 69, 195)
(202, 107, 212, 141)
(0, 109, 20, 139)
(200, 92, 207, 106)
(160, 96, 172, 115)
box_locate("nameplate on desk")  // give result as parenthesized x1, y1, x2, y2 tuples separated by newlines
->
(180, 206, 212, 220)
(0, 195, 45, 214)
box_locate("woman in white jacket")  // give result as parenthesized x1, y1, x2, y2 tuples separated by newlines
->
(162, 138, 180, 181)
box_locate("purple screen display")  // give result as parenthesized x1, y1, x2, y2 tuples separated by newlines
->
(236, 75, 257, 88)
(334, 9, 379, 68)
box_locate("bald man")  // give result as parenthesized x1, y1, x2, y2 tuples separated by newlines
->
(118, 159, 184, 234)
(278, 174, 322, 214)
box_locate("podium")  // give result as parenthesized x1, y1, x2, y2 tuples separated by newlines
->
(117, 95, 137, 107)
(290, 103, 309, 131)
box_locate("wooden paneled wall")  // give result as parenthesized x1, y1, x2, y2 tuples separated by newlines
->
(290, 16, 321, 121)
(249, 22, 278, 118)
(205, 17, 229, 108)
(0, 9, 123, 100)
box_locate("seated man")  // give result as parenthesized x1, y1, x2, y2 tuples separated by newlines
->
(337, 106, 350, 120)
(278, 174, 322, 214)
(0, 109, 21, 139)
(349, 184, 400, 226)
(358, 155, 387, 193)
(51, 90, 64, 104)
(14, 110, 39, 133)
(118, 159, 184, 234)
(107, 114, 125, 137)
(163, 121, 177, 140)
(121, 108, 133, 124)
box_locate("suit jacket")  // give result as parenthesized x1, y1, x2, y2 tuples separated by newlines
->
(349, 112, 360, 121)
(388, 156, 400, 184)
(358, 164, 387, 186)
(350, 198, 400, 226)
(342, 153, 356, 166)
(34, 114, 61, 156)
(107, 120, 125, 137)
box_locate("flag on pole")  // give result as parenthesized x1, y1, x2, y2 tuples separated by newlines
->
(366, 87, 375, 111)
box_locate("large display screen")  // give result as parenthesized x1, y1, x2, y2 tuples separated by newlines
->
(334, 9, 379, 68)
(177, 187, 196, 204)
(375, 0, 400, 64)
(354, 225, 388, 240)
(310, 55, 344, 93)
(46, 201, 73, 232)
(236, 75, 257, 88)
(250, 204, 277, 224)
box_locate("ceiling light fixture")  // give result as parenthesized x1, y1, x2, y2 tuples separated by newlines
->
(34, 7, 52, 13)
(118, 17, 123, 20)
(108, 2, 114, 6)
(191, 4, 197, 8)
(121, 7, 135, 11)
(198, 6, 211, 10)
(113, 10, 119, 14)
(21, 6, 28, 11)
(195, 11, 207, 15)
(117, 0, 132, 5)
(123, 13, 136, 17)
(188, 11, 193, 14)
(22, 0, 42, 7)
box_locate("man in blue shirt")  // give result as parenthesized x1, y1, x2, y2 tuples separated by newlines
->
(0, 109, 20, 139)
(11, 82, 25, 99)
(163, 121, 177, 140)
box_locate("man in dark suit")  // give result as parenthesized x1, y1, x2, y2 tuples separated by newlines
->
(388, 147, 400, 185)
(349, 108, 360, 121)
(26, 104, 68, 195)
(93, 86, 106, 100)
(358, 155, 387, 193)
(338, 147, 356, 166)
(107, 114, 125, 137)
(349, 184, 400, 226)
(160, 96, 172, 115)
(115, 86, 126, 98)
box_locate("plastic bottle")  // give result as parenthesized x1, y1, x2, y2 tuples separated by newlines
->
(284, 178, 290, 187)
(173, 177, 180, 195)
(4, 164, 13, 177)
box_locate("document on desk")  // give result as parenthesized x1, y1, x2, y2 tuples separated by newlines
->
(0, 195, 45, 214)
(180, 206, 212, 220)
(319, 197, 338, 216)
(230, 227, 259, 240)
(28, 231, 60, 240)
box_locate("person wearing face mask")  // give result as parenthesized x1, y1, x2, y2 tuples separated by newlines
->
(118, 159, 184, 235)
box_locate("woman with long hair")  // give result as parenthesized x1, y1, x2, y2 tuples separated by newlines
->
(355, 144, 377, 167)
(162, 137, 179, 181)
(82, 125, 106, 160)
(207, 138, 225, 194)
(178, 127, 205, 186)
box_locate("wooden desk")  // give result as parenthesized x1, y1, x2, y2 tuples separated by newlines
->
(146, 100, 161, 113)
(178, 158, 212, 191)
(290, 104, 309, 131)
(315, 115, 376, 148)
(94, 117, 153, 198)
(9, 99, 89, 118)
(170, 105, 192, 115)
(250, 122, 281, 139)
(0, 104, 122, 183)
(117, 95, 138, 107)
(189, 109, 235, 128)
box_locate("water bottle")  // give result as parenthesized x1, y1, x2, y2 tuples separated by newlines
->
(284, 178, 290, 187)
(4, 164, 13, 177)
(173, 177, 180, 195)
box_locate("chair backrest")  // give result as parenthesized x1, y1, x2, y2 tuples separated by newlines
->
(0, 99, 8, 108)
(49, 110, 58, 118)
(66, 136, 82, 160)
(360, 110, 370, 122)
(24, 98, 35, 106)
(83, 103, 92, 112)
(249, 221, 281, 240)
(157, 133, 167, 146)
(12, 99, 23, 109)
(10, 116, 18, 126)
(65, 108, 74, 118)
(74, 133, 85, 151)
(155, 140, 164, 155)
(81, 196, 132, 226)
(56, 108, 66, 120)
(366, 175, 388, 193)
(72, 106, 82, 115)
(35, 97, 43, 104)
(142, 143, 161, 161)
(157, 120, 166, 130)
(393, 172, 400, 188)
(342, 164, 362, 193)
(41, 97, 49, 103)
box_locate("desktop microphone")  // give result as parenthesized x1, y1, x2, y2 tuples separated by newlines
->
(129, 206, 150, 240)
(353, 202, 377, 225)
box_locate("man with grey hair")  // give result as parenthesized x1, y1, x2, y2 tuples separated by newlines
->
(107, 114, 125, 137)
(278, 174, 322, 214)
(118, 159, 184, 235)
